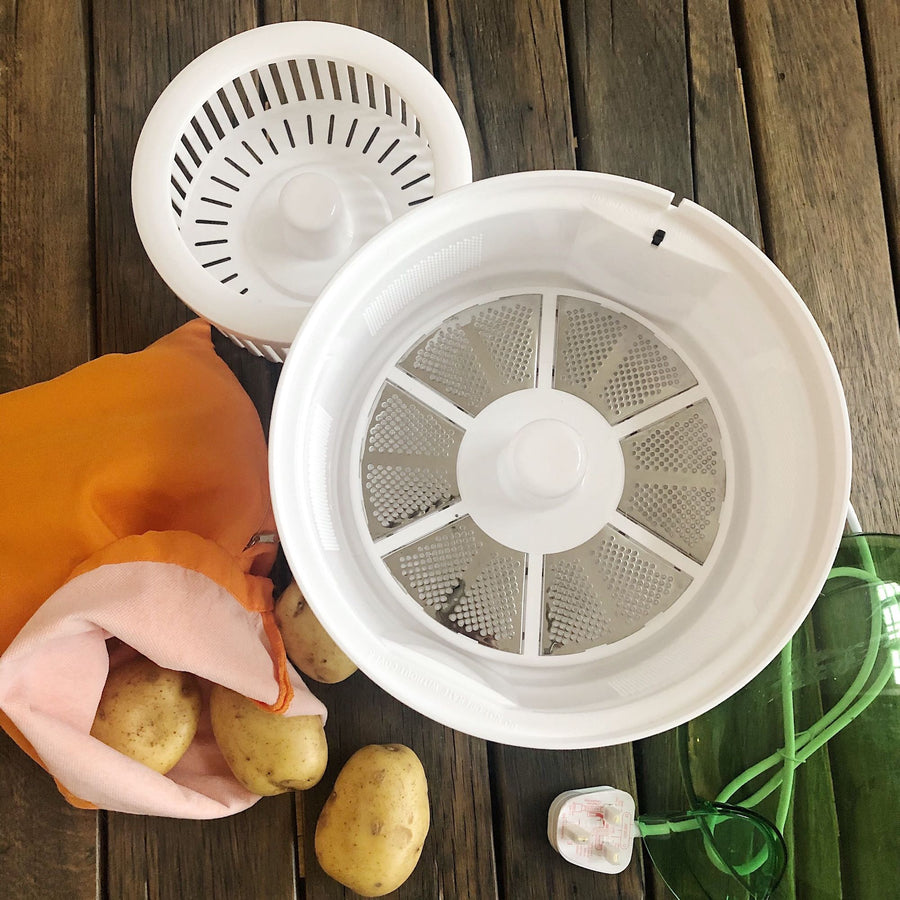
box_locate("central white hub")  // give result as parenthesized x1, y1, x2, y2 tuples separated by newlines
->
(243, 159, 393, 303)
(457, 389, 625, 554)
(279, 171, 352, 258)
(503, 418, 586, 500)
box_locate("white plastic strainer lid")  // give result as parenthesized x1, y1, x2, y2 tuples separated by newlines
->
(132, 21, 472, 361)
(269, 171, 852, 748)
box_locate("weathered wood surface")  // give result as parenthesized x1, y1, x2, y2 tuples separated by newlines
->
(268, 1, 434, 69)
(0, 1, 897, 898)
(566, 0, 693, 200)
(0, 0, 94, 386)
(738, 0, 900, 533)
(433, 0, 574, 177)
(858, 0, 899, 285)
(0, 2, 98, 898)
(685, 0, 762, 247)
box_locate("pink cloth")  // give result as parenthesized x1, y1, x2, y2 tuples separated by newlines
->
(0, 559, 326, 818)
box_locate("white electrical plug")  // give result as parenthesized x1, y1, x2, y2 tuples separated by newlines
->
(547, 786, 639, 874)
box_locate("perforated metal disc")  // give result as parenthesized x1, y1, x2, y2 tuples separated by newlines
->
(361, 289, 724, 656)
(270, 171, 851, 749)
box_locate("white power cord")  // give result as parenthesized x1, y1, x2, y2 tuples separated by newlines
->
(846, 502, 862, 534)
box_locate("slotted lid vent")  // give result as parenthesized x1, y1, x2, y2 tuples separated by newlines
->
(133, 22, 472, 360)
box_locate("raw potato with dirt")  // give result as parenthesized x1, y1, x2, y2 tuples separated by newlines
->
(90, 655, 202, 774)
(209, 683, 327, 795)
(275, 581, 358, 683)
(315, 744, 430, 897)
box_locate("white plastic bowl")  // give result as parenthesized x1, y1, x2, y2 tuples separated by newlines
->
(270, 170, 851, 748)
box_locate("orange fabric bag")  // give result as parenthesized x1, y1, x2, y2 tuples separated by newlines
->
(0, 321, 325, 817)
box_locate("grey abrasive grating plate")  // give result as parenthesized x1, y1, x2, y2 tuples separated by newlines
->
(360, 290, 726, 655)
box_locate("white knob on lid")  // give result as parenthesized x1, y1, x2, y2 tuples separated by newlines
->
(279, 172, 353, 258)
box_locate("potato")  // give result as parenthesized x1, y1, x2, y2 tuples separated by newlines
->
(275, 581, 357, 683)
(209, 683, 327, 795)
(315, 744, 430, 897)
(90, 655, 201, 774)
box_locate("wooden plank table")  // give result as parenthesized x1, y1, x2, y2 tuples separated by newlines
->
(2, 1, 898, 897)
